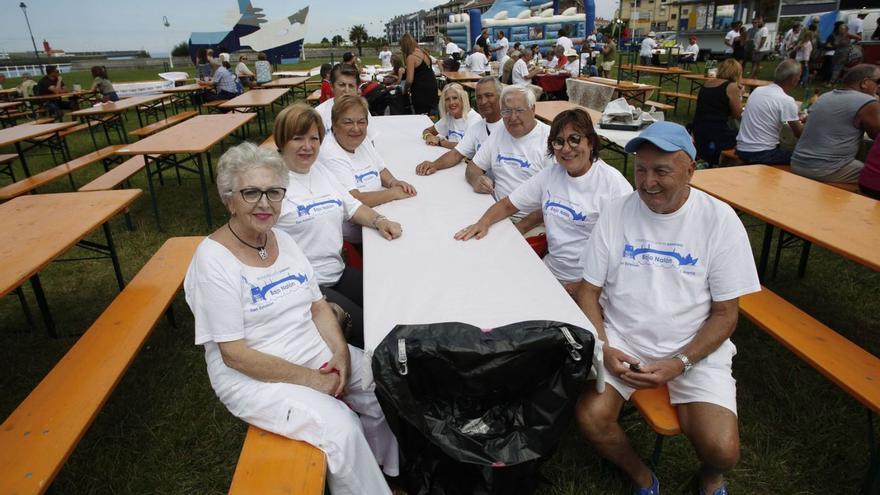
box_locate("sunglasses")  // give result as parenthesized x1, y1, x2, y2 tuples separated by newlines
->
(551, 134, 584, 150)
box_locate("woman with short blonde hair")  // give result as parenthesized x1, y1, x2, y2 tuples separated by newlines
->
(421, 83, 482, 149)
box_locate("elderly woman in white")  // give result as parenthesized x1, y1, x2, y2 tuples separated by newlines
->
(421, 83, 482, 150)
(184, 142, 399, 495)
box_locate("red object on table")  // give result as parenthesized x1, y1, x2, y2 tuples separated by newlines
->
(533, 73, 570, 93)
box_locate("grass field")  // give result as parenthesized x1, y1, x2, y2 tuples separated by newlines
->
(0, 56, 877, 494)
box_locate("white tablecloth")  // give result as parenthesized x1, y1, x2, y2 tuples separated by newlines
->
(363, 115, 605, 388)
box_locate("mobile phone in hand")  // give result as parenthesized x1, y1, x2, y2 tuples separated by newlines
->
(628, 362, 644, 373)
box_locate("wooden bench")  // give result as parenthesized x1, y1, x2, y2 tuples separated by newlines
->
(26, 117, 57, 125)
(0, 144, 124, 200)
(643, 100, 675, 112)
(260, 135, 276, 150)
(306, 89, 321, 106)
(659, 91, 698, 113)
(0, 153, 18, 181)
(78, 156, 149, 192)
(33, 119, 111, 142)
(203, 99, 230, 113)
(229, 425, 326, 495)
(0, 236, 203, 494)
(631, 286, 880, 470)
(129, 110, 198, 138)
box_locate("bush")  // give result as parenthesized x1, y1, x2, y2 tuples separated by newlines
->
(171, 41, 190, 57)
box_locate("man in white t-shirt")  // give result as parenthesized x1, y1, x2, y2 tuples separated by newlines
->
(467, 85, 553, 231)
(723, 21, 741, 54)
(416, 76, 503, 176)
(378, 44, 393, 69)
(682, 36, 700, 63)
(465, 45, 490, 73)
(849, 11, 868, 39)
(446, 40, 462, 57)
(512, 50, 545, 99)
(556, 27, 574, 52)
(746, 16, 770, 77)
(640, 32, 657, 66)
(575, 121, 760, 495)
(736, 59, 804, 164)
(491, 30, 510, 61)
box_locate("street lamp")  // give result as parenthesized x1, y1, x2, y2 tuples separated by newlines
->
(162, 16, 174, 68)
(19, 2, 43, 74)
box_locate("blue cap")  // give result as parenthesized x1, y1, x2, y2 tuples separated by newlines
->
(624, 121, 697, 160)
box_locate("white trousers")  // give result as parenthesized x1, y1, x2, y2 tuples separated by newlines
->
(236, 346, 399, 495)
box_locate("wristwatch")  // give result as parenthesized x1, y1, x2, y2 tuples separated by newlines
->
(673, 353, 693, 373)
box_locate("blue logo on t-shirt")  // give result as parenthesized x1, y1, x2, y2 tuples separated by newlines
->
(355, 170, 379, 184)
(296, 198, 343, 217)
(447, 129, 465, 140)
(249, 273, 309, 303)
(623, 244, 698, 267)
(544, 199, 587, 221)
(496, 153, 530, 168)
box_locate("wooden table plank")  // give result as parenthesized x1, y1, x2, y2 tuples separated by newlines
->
(0, 122, 77, 148)
(258, 77, 309, 89)
(442, 70, 485, 82)
(219, 89, 289, 109)
(115, 113, 256, 155)
(70, 94, 169, 117)
(690, 165, 880, 271)
(0, 190, 142, 297)
(161, 83, 204, 93)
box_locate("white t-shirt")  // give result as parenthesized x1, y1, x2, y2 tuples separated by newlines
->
(495, 37, 509, 55)
(849, 17, 864, 37)
(184, 231, 326, 415)
(499, 54, 510, 70)
(512, 58, 532, 85)
(684, 43, 699, 58)
(446, 41, 461, 55)
(796, 41, 813, 62)
(472, 120, 553, 204)
(317, 132, 386, 241)
(379, 50, 393, 68)
(581, 190, 760, 360)
(219, 52, 231, 63)
(557, 36, 574, 51)
(434, 108, 482, 143)
(640, 37, 657, 57)
(276, 167, 363, 286)
(454, 118, 504, 158)
(467, 51, 490, 72)
(737, 83, 799, 152)
(754, 26, 770, 52)
(563, 59, 580, 74)
(508, 159, 632, 282)
(724, 29, 739, 54)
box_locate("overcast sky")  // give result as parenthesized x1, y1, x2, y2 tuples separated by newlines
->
(0, 0, 618, 55)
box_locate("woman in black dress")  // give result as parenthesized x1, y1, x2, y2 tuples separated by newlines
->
(401, 33, 439, 115)
(691, 59, 744, 165)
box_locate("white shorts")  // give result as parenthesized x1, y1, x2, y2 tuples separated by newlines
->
(604, 334, 738, 415)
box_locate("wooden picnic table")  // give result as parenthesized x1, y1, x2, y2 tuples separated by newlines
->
(115, 113, 256, 230)
(219, 88, 288, 135)
(258, 76, 310, 98)
(0, 121, 77, 176)
(578, 76, 660, 105)
(161, 83, 207, 113)
(442, 70, 485, 82)
(690, 165, 880, 278)
(70, 94, 172, 146)
(17, 90, 93, 103)
(0, 88, 19, 101)
(740, 78, 772, 89)
(0, 189, 142, 336)
(619, 64, 691, 90)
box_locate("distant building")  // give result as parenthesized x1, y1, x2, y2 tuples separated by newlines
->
(386, 10, 429, 42)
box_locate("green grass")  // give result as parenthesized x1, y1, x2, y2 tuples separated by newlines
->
(0, 60, 877, 494)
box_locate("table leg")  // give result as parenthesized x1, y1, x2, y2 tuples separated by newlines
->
(13, 141, 31, 177)
(14, 287, 36, 331)
(797, 241, 812, 278)
(144, 155, 163, 231)
(206, 149, 215, 183)
(758, 223, 774, 282)
(196, 153, 213, 229)
(29, 273, 56, 338)
(85, 116, 100, 150)
(102, 222, 126, 291)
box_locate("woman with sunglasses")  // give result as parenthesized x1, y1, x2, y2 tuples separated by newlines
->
(274, 103, 403, 348)
(455, 109, 631, 297)
(184, 142, 399, 495)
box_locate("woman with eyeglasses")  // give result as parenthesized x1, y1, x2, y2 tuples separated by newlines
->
(274, 103, 403, 348)
(183, 142, 399, 495)
(455, 109, 631, 297)
(317, 94, 417, 244)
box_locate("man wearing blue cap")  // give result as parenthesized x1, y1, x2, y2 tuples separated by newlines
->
(574, 122, 760, 495)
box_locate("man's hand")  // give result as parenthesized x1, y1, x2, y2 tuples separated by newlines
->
(309, 369, 341, 396)
(377, 219, 403, 240)
(320, 349, 351, 397)
(416, 160, 438, 176)
(603, 345, 641, 377)
(619, 358, 685, 389)
(454, 221, 490, 240)
(473, 175, 494, 194)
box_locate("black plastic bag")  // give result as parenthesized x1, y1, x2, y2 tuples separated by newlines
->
(372, 320, 595, 495)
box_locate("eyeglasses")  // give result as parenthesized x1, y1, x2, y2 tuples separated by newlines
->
(231, 187, 286, 203)
(501, 107, 529, 117)
(551, 134, 584, 150)
(340, 118, 368, 128)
